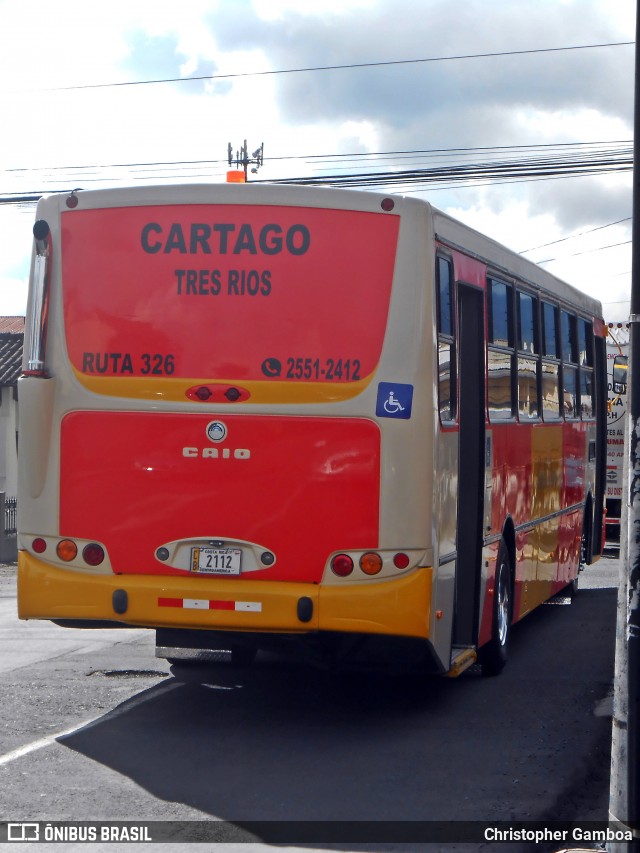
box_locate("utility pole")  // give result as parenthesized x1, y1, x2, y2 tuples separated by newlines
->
(608, 1, 640, 849)
(227, 140, 264, 181)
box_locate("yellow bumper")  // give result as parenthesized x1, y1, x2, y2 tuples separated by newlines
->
(18, 551, 432, 639)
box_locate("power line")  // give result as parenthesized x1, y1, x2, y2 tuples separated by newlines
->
(536, 240, 632, 265)
(4, 139, 631, 177)
(16, 41, 634, 93)
(0, 144, 632, 206)
(519, 218, 632, 253)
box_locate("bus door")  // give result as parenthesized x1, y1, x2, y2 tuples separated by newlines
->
(453, 283, 486, 647)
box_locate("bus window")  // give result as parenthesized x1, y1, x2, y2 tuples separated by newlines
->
(541, 361, 561, 419)
(561, 311, 578, 419)
(437, 256, 453, 338)
(438, 343, 455, 422)
(578, 319, 595, 420)
(517, 356, 538, 420)
(580, 370, 594, 419)
(437, 256, 456, 423)
(561, 310, 577, 364)
(541, 302, 560, 420)
(517, 291, 539, 420)
(489, 280, 513, 348)
(518, 292, 537, 354)
(542, 301, 558, 358)
(563, 365, 578, 418)
(578, 318, 593, 367)
(488, 279, 515, 421)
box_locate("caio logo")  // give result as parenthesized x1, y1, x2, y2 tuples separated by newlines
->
(182, 421, 251, 460)
(206, 421, 227, 443)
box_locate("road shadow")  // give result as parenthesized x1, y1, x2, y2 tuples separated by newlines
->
(57, 587, 617, 847)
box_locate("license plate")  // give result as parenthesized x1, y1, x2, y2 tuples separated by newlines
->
(191, 547, 242, 575)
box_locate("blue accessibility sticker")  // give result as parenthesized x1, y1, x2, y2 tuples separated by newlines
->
(376, 382, 414, 419)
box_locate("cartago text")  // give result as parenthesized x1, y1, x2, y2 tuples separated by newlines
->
(141, 222, 311, 255)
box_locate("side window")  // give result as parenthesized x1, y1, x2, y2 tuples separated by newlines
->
(542, 301, 558, 359)
(436, 257, 456, 423)
(541, 301, 561, 420)
(488, 278, 514, 421)
(578, 318, 594, 419)
(517, 291, 539, 420)
(561, 310, 578, 419)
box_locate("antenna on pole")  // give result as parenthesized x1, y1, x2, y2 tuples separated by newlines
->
(227, 140, 264, 181)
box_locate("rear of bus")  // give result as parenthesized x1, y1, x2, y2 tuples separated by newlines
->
(17, 184, 444, 671)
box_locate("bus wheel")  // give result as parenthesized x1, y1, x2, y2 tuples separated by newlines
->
(570, 510, 591, 596)
(480, 540, 512, 677)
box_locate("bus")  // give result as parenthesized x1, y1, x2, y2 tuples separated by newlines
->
(17, 182, 606, 678)
(605, 321, 629, 547)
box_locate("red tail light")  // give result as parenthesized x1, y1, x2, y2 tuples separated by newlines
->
(331, 554, 354, 577)
(83, 543, 105, 566)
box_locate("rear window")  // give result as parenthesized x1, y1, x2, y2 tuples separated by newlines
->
(61, 204, 399, 400)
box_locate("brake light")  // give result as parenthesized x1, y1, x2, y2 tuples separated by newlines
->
(331, 554, 354, 577)
(393, 552, 410, 569)
(83, 543, 105, 566)
(32, 538, 47, 554)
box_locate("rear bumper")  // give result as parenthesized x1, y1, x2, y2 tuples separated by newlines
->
(17, 551, 432, 640)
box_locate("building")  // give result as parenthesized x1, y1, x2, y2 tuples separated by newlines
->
(0, 317, 24, 499)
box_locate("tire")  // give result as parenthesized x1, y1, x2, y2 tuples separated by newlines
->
(480, 539, 512, 677)
(569, 508, 592, 596)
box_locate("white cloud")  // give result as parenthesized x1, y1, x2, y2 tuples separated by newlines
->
(0, 0, 634, 316)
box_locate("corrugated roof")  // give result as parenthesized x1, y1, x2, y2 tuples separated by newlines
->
(0, 317, 25, 334)
(0, 318, 24, 386)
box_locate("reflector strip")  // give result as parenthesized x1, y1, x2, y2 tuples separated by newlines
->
(158, 597, 262, 612)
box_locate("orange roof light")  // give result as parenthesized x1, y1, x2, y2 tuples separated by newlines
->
(226, 170, 246, 183)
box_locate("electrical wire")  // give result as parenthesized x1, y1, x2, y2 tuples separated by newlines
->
(20, 40, 632, 92)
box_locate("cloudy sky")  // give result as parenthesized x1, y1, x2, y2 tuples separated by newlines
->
(0, 0, 635, 318)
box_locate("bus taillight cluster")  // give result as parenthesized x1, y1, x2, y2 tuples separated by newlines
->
(32, 537, 105, 567)
(331, 551, 410, 577)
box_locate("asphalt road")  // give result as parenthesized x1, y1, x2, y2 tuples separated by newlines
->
(0, 557, 621, 853)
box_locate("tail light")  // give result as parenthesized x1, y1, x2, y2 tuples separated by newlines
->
(359, 552, 383, 575)
(31, 536, 107, 567)
(331, 554, 354, 577)
(83, 543, 105, 567)
(56, 539, 78, 562)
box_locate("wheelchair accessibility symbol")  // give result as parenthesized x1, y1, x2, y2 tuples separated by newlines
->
(383, 391, 405, 414)
(376, 382, 413, 419)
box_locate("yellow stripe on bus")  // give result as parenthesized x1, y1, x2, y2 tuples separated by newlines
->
(71, 368, 375, 404)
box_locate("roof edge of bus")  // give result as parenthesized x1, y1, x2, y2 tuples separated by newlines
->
(431, 206, 602, 317)
(36, 182, 429, 213)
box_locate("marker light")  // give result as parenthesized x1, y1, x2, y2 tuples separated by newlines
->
(32, 538, 47, 554)
(83, 543, 105, 566)
(359, 552, 383, 575)
(331, 554, 354, 577)
(393, 552, 410, 569)
(226, 170, 246, 183)
(56, 539, 78, 562)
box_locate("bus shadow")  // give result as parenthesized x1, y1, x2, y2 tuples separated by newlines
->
(57, 587, 617, 839)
